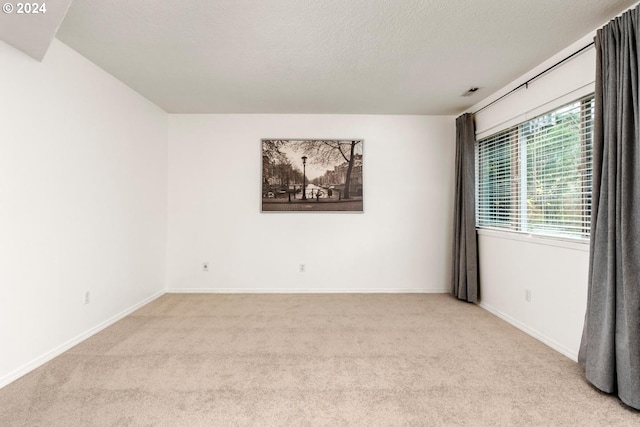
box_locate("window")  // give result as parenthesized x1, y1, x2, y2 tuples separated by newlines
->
(476, 95, 594, 239)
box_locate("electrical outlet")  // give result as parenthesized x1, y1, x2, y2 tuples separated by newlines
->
(84, 291, 90, 305)
(203, 262, 209, 272)
(525, 289, 531, 302)
(299, 264, 306, 273)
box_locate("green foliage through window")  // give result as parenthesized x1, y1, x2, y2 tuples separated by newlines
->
(476, 95, 594, 239)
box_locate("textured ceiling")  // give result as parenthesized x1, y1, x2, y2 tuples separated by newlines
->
(56, 0, 637, 115)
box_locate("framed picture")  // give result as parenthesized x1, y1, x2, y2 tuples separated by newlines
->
(261, 139, 363, 212)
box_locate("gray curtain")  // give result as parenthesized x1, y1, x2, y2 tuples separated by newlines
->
(451, 113, 478, 303)
(579, 5, 640, 410)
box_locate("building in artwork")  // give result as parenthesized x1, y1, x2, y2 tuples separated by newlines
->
(314, 154, 363, 196)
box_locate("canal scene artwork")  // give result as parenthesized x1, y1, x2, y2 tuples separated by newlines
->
(261, 139, 363, 212)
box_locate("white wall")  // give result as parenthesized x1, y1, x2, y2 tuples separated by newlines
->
(167, 114, 454, 293)
(478, 232, 589, 359)
(0, 39, 168, 386)
(469, 34, 596, 361)
(474, 39, 595, 139)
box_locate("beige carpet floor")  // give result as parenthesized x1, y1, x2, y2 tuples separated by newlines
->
(0, 293, 638, 426)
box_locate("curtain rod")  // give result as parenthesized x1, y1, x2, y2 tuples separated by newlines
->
(472, 41, 595, 116)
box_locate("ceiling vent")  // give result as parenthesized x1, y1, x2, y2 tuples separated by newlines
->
(461, 87, 480, 97)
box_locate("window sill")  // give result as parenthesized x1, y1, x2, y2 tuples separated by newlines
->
(476, 228, 589, 252)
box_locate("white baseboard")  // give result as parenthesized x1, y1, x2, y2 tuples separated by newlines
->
(0, 290, 165, 390)
(167, 288, 448, 294)
(478, 301, 578, 362)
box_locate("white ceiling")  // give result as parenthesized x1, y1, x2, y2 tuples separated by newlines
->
(56, 0, 637, 115)
(0, 0, 73, 60)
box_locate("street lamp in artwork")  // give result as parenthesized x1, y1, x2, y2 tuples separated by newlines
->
(301, 156, 308, 200)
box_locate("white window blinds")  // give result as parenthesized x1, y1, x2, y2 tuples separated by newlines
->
(476, 95, 594, 239)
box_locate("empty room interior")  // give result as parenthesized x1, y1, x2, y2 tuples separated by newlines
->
(2, 0, 640, 425)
